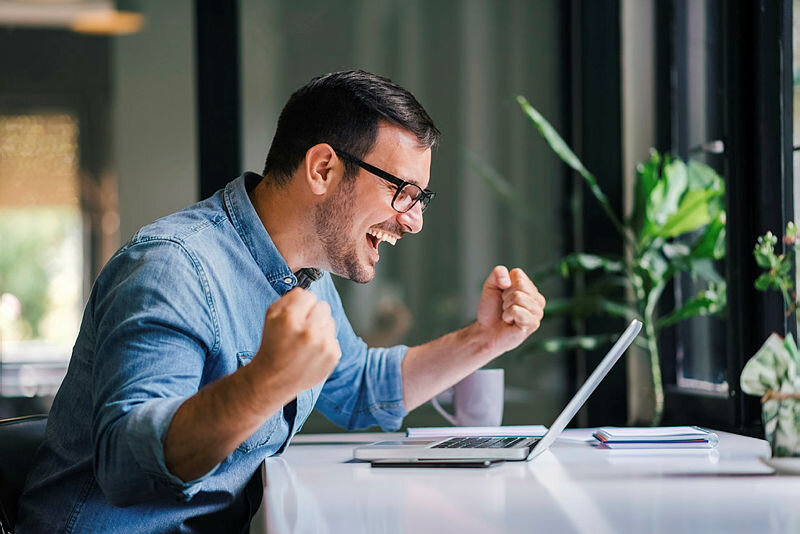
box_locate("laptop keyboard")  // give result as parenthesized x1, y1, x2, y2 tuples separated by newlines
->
(432, 437, 534, 449)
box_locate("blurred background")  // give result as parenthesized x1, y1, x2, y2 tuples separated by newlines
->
(0, 0, 796, 436)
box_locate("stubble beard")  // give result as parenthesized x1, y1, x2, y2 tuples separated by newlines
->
(313, 178, 374, 284)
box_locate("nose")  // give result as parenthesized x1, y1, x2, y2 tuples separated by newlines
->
(396, 202, 424, 234)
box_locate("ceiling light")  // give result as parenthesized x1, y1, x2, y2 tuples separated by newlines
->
(71, 0, 142, 34)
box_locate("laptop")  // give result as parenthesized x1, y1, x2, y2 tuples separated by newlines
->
(353, 319, 642, 463)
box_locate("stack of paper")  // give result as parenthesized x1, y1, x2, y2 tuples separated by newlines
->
(593, 426, 719, 449)
(406, 425, 547, 438)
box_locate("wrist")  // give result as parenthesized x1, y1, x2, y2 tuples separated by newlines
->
(238, 356, 298, 416)
(460, 321, 498, 363)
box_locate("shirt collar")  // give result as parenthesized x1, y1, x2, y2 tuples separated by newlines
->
(224, 173, 298, 292)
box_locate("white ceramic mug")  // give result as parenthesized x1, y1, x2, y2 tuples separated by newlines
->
(431, 368, 504, 426)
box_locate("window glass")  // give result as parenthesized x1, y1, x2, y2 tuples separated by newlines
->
(671, 0, 728, 394)
(0, 113, 81, 398)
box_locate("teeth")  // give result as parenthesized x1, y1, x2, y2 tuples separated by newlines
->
(367, 228, 398, 246)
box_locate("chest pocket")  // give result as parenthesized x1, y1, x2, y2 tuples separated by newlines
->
(235, 351, 281, 453)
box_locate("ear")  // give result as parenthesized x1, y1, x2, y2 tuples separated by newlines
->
(303, 144, 339, 196)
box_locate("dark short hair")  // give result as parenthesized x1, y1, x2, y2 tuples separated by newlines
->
(262, 70, 440, 185)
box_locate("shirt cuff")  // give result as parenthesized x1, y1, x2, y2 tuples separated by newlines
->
(367, 344, 409, 432)
(126, 397, 221, 501)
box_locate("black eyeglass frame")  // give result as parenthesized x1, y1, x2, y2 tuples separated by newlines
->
(332, 148, 435, 213)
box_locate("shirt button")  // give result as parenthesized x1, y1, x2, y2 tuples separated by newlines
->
(283, 277, 292, 284)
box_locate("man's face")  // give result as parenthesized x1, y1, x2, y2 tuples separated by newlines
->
(314, 124, 431, 283)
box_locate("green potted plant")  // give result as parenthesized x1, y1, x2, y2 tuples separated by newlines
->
(476, 97, 727, 425)
(740, 223, 800, 458)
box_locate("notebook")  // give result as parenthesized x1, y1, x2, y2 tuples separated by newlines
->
(353, 319, 642, 463)
(592, 426, 719, 449)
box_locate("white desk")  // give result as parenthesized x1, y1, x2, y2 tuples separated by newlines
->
(251, 429, 799, 534)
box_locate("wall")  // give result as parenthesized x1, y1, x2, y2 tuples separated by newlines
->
(112, 0, 197, 242)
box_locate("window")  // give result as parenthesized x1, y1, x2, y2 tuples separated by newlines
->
(0, 112, 82, 398)
(0, 28, 114, 415)
(664, 0, 729, 395)
(658, 0, 793, 431)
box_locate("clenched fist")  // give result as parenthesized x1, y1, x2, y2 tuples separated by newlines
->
(475, 266, 546, 357)
(252, 288, 341, 396)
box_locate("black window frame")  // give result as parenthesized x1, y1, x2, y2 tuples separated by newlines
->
(658, 0, 794, 434)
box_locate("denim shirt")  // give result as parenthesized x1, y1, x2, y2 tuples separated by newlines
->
(17, 173, 408, 533)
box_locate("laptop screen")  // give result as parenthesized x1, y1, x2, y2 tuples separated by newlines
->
(527, 319, 642, 459)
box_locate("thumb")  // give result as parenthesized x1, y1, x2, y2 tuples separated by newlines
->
(484, 265, 511, 292)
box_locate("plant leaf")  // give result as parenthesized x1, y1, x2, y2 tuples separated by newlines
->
(535, 253, 624, 279)
(656, 285, 727, 329)
(516, 96, 627, 239)
(630, 150, 662, 236)
(516, 96, 592, 178)
(688, 159, 725, 193)
(638, 150, 662, 201)
(655, 159, 689, 224)
(657, 189, 720, 238)
(755, 272, 779, 291)
(638, 248, 669, 282)
(753, 231, 778, 268)
(691, 211, 726, 259)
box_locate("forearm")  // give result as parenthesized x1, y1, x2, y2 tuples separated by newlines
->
(163, 287, 341, 482)
(401, 322, 495, 411)
(164, 363, 295, 482)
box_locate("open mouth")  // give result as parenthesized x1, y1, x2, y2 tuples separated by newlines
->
(366, 227, 399, 253)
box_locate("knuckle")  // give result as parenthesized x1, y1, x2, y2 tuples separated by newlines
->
(271, 312, 290, 330)
(282, 313, 302, 330)
(265, 308, 280, 323)
(297, 327, 313, 343)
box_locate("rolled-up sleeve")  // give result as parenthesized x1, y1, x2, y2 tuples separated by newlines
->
(311, 274, 408, 431)
(89, 239, 220, 506)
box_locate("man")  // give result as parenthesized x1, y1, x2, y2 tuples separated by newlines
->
(17, 70, 545, 532)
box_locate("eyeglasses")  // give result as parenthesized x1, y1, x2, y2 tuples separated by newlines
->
(333, 148, 435, 213)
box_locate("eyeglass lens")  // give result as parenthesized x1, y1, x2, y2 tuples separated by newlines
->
(393, 183, 428, 213)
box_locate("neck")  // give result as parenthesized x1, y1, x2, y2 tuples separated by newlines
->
(248, 176, 320, 272)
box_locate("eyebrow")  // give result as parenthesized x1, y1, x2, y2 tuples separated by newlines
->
(386, 167, 426, 190)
